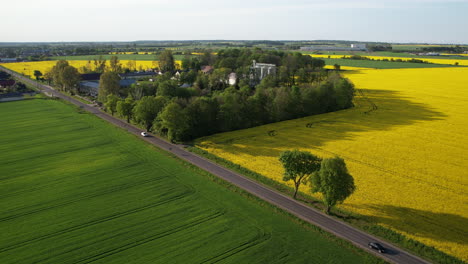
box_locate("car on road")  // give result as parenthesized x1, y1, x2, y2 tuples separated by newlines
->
(368, 242, 385, 253)
(141, 132, 149, 137)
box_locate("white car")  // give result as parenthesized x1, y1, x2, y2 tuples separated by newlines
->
(141, 132, 149, 137)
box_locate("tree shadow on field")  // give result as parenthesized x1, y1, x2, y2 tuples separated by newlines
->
(199, 88, 448, 159)
(348, 204, 468, 246)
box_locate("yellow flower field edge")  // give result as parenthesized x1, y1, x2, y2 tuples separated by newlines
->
(187, 145, 463, 264)
(310, 54, 468, 66)
(196, 67, 468, 262)
(0, 60, 183, 78)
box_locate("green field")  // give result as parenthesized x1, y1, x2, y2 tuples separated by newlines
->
(300, 51, 468, 60)
(0, 99, 375, 263)
(321, 58, 461, 69)
(51, 54, 187, 61)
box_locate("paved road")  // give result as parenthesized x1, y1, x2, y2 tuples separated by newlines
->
(2, 67, 431, 264)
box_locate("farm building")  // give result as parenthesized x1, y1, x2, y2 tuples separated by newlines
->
(201, 66, 213, 74)
(300, 44, 367, 51)
(251, 60, 276, 84)
(118, 72, 155, 79)
(79, 79, 136, 97)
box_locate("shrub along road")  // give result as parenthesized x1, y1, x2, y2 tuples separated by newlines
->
(1, 67, 431, 264)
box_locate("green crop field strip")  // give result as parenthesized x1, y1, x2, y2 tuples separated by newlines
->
(320, 58, 461, 68)
(0, 99, 375, 263)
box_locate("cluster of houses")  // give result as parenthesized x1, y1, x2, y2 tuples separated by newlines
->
(79, 60, 277, 97)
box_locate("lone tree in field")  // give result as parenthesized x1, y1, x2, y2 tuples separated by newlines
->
(309, 157, 356, 214)
(33, 70, 43, 80)
(279, 150, 322, 199)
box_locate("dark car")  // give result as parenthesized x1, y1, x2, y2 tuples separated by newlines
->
(368, 242, 386, 253)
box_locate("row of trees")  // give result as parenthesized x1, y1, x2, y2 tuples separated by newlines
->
(279, 150, 356, 214)
(106, 72, 354, 142)
(46, 60, 81, 94)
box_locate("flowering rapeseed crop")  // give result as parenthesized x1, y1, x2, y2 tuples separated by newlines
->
(0, 60, 172, 78)
(310, 54, 468, 66)
(197, 67, 468, 261)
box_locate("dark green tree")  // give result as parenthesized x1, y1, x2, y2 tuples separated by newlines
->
(98, 72, 120, 102)
(117, 96, 135, 122)
(309, 157, 356, 214)
(159, 50, 176, 72)
(60, 66, 81, 94)
(33, 70, 43, 80)
(133, 96, 168, 131)
(279, 150, 322, 199)
(156, 102, 189, 142)
(105, 94, 120, 116)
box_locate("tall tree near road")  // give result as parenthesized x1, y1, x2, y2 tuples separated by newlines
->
(105, 94, 120, 116)
(158, 50, 175, 73)
(60, 66, 81, 94)
(309, 157, 356, 214)
(155, 102, 189, 142)
(117, 96, 135, 122)
(279, 150, 322, 199)
(133, 96, 168, 132)
(49, 60, 69, 89)
(98, 72, 120, 102)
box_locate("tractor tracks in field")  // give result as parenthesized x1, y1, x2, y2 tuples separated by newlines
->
(356, 89, 378, 114)
(0, 176, 184, 223)
(0, 190, 195, 254)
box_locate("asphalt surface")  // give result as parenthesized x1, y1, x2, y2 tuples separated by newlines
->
(2, 67, 431, 264)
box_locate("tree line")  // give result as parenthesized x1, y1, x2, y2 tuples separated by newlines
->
(44, 49, 355, 142)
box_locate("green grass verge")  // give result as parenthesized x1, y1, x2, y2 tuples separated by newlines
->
(187, 146, 464, 264)
(0, 99, 381, 264)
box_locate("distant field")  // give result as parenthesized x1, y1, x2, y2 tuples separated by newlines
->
(0, 99, 373, 263)
(392, 44, 468, 51)
(316, 58, 458, 69)
(312, 54, 468, 65)
(300, 50, 468, 60)
(197, 67, 468, 261)
(51, 54, 187, 61)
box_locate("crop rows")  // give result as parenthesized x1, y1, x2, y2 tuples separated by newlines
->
(0, 99, 370, 263)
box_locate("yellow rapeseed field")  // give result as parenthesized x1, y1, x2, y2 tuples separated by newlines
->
(0, 60, 183, 78)
(197, 67, 468, 261)
(310, 54, 468, 66)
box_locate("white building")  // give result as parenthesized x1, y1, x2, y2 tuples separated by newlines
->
(228, 72, 237, 86)
(252, 60, 276, 80)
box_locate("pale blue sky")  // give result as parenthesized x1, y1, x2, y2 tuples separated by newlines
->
(3, 0, 468, 43)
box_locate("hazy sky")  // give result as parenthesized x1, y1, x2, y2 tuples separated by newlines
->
(3, 0, 468, 43)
